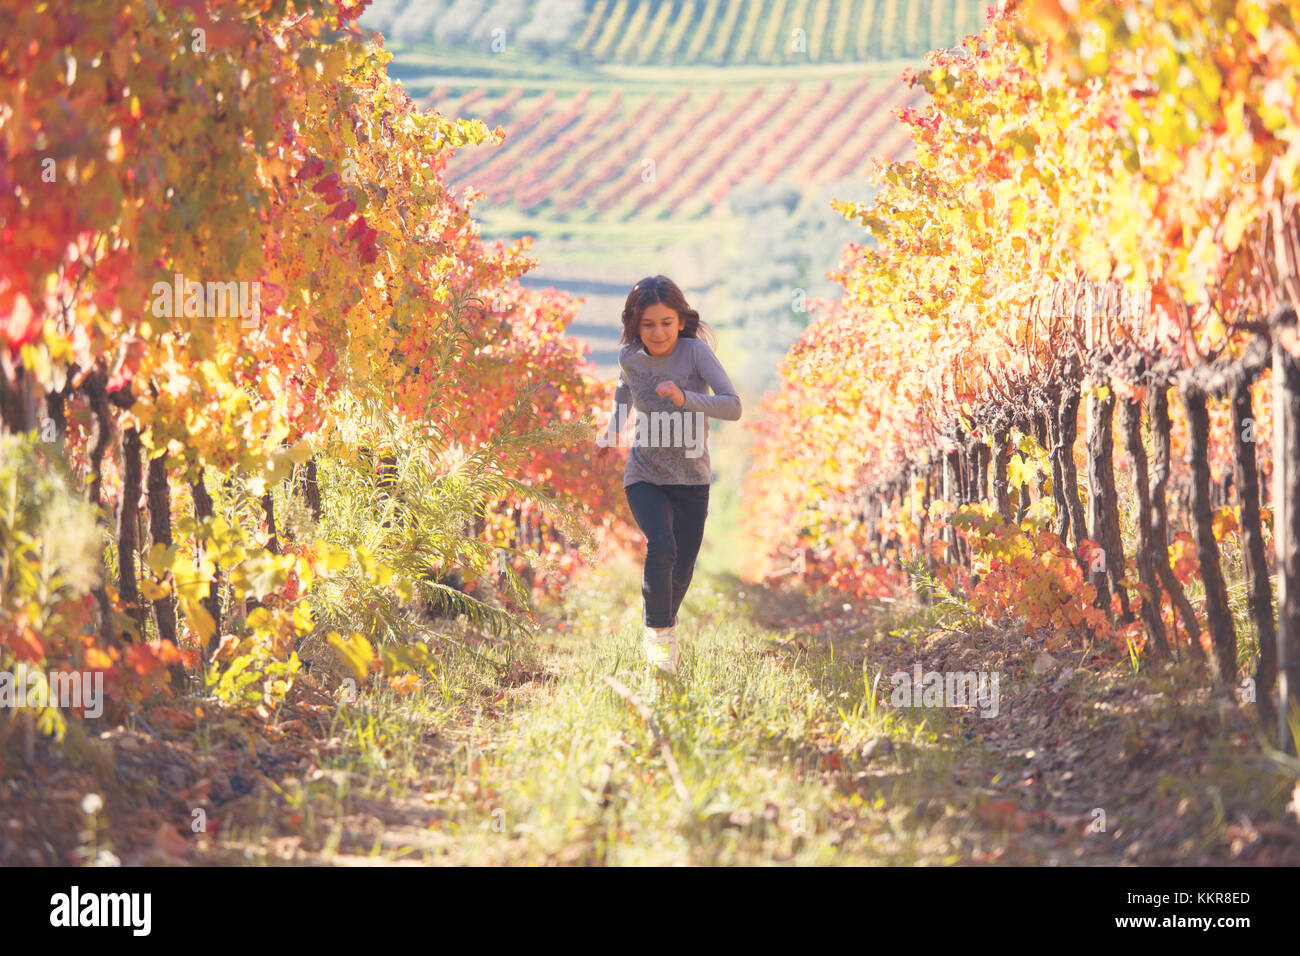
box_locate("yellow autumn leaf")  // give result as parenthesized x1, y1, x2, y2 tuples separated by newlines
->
(1202, 310, 1228, 348)
(147, 542, 173, 578)
(287, 440, 314, 465)
(291, 600, 314, 636)
(140, 577, 171, 601)
(182, 601, 216, 644)
(327, 631, 375, 683)
(314, 541, 350, 574)
(1007, 454, 1039, 489)
(85, 647, 115, 670)
(1222, 200, 1252, 253)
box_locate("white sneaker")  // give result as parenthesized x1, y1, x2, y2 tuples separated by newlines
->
(643, 625, 678, 678)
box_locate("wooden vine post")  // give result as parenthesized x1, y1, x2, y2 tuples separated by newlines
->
(1056, 370, 1089, 555)
(118, 425, 147, 641)
(1015, 413, 1034, 525)
(952, 425, 970, 569)
(1270, 304, 1300, 750)
(1232, 368, 1276, 731)
(1115, 362, 1170, 660)
(299, 457, 322, 522)
(992, 423, 1012, 523)
(1089, 370, 1132, 623)
(146, 454, 178, 648)
(974, 440, 989, 504)
(1177, 376, 1238, 685)
(909, 464, 920, 558)
(1146, 375, 1206, 664)
(1176, 327, 1278, 692)
(1047, 384, 1069, 544)
(190, 469, 224, 658)
(1083, 282, 1134, 627)
(942, 441, 957, 564)
(920, 457, 934, 586)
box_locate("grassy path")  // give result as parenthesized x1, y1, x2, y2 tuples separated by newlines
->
(11, 554, 1298, 866)
(221, 554, 1300, 865)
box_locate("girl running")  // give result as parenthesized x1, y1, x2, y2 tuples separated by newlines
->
(599, 275, 742, 681)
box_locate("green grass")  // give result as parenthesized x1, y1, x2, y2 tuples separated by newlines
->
(167, 537, 1300, 866)
(372, 557, 960, 864)
(186, 448, 1300, 866)
(234, 549, 992, 866)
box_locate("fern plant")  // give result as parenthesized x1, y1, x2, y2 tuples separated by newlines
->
(305, 380, 596, 656)
(902, 556, 979, 632)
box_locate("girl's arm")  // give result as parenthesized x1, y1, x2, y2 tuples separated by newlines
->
(603, 369, 632, 444)
(679, 339, 742, 421)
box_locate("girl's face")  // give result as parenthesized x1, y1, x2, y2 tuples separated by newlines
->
(639, 302, 685, 356)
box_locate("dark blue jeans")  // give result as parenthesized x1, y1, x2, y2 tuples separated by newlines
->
(624, 481, 710, 629)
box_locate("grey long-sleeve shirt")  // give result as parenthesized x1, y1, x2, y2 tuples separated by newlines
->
(602, 336, 742, 488)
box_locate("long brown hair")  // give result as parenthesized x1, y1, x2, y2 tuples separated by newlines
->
(619, 275, 718, 352)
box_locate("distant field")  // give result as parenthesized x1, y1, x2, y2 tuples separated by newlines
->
(362, 0, 990, 65)
(358, 0, 938, 396)
(431, 76, 923, 221)
(570, 0, 989, 64)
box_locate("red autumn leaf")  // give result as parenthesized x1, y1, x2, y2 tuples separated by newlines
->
(0, 291, 42, 353)
(311, 172, 339, 194)
(258, 281, 286, 314)
(360, 235, 379, 264)
(297, 158, 325, 181)
(8, 626, 44, 662)
(1169, 532, 1198, 583)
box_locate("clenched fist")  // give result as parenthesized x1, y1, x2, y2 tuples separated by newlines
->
(655, 380, 686, 407)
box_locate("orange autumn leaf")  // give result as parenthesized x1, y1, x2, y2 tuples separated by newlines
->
(389, 673, 420, 695)
(1212, 505, 1239, 540)
(149, 706, 197, 731)
(125, 644, 164, 677)
(150, 640, 183, 665)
